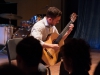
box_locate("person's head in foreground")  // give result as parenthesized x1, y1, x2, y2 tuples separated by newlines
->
(61, 38, 91, 75)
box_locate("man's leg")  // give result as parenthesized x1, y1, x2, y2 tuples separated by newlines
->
(59, 61, 69, 75)
(38, 63, 47, 75)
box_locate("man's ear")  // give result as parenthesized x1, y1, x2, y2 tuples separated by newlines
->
(48, 17, 52, 21)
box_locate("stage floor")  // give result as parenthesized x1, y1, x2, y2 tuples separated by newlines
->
(0, 50, 100, 75)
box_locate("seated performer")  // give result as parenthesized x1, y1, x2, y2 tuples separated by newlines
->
(30, 6, 74, 75)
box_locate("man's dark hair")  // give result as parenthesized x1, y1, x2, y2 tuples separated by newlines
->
(16, 36, 43, 67)
(46, 7, 62, 19)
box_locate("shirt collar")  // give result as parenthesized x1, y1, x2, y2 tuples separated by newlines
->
(43, 17, 49, 27)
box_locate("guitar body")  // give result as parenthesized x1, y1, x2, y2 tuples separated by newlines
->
(42, 32, 64, 66)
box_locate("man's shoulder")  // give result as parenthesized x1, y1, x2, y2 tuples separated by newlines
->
(32, 21, 45, 29)
(32, 17, 47, 29)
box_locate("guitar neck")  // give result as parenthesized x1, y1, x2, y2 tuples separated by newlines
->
(61, 20, 73, 36)
(53, 20, 73, 44)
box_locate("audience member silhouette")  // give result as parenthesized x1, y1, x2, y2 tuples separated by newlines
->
(16, 36, 44, 75)
(60, 38, 92, 75)
(0, 62, 24, 75)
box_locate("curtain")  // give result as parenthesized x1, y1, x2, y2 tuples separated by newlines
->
(73, 0, 100, 50)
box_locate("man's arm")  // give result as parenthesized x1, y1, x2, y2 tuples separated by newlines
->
(42, 42, 59, 50)
(30, 24, 59, 50)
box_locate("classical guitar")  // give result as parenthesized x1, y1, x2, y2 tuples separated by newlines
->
(42, 13, 77, 66)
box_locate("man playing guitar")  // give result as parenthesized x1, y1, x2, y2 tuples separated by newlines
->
(30, 7, 76, 75)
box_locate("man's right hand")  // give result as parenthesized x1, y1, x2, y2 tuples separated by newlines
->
(50, 44, 59, 50)
(43, 43, 59, 50)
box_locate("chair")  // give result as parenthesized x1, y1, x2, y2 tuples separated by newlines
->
(6, 38, 23, 65)
(6, 38, 51, 75)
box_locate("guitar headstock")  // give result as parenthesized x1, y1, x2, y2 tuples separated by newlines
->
(70, 13, 77, 22)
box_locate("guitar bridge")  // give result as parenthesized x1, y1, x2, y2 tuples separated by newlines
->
(45, 49, 53, 59)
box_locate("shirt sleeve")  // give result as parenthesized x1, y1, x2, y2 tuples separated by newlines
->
(30, 23, 45, 45)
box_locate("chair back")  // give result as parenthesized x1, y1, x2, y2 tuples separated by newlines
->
(6, 38, 23, 64)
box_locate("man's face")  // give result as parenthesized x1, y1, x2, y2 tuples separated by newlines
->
(48, 16, 61, 26)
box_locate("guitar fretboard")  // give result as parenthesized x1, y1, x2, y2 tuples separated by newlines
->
(53, 20, 73, 44)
